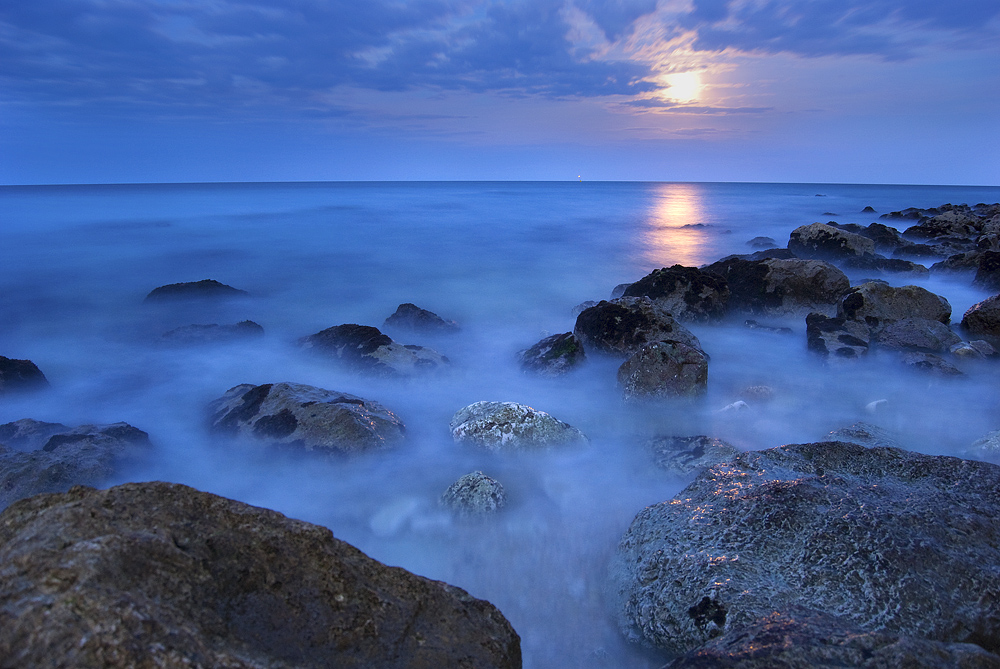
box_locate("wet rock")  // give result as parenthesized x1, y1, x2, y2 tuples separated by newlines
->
(299, 324, 449, 377)
(517, 332, 586, 376)
(702, 258, 850, 317)
(622, 265, 730, 322)
(875, 317, 962, 353)
(617, 340, 709, 400)
(0, 357, 48, 394)
(648, 436, 739, 476)
(932, 251, 983, 274)
(208, 382, 406, 455)
(573, 297, 701, 358)
(860, 222, 907, 252)
(441, 471, 507, 515)
(746, 236, 776, 249)
(143, 279, 249, 302)
(900, 352, 963, 376)
(383, 303, 460, 334)
(960, 295, 1000, 343)
(805, 313, 870, 358)
(162, 320, 264, 344)
(974, 251, 1000, 292)
(0, 421, 151, 510)
(826, 421, 901, 449)
(0, 482, 521, 668)
(838, 282, 951, 334)
(450, 401, 586, 452)
(611, 441, 1000, 655)
(788, 222, 875, 260)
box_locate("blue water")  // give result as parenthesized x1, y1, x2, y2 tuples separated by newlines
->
(2, 181, 999, 667)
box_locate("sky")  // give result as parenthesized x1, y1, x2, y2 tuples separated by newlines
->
(1, 0, 999, 185)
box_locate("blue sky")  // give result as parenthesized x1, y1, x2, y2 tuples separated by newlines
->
(2, 0, 998, 184)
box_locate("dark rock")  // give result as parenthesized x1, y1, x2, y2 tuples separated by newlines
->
(622, 265, 730, 322)
(900, 352, 963, 376)
(840, 254, 929, 277)
(611, 441, 1000, 655)
(861, 205, 877, 213)
(904, 211, 981, 241)
(838, 282, 951, 334)
(881, 206, 935, 221)
(0, 419, 67, 449)
(450, 401, 586, 452)
(893, 242, 951, 259)
(743, 320, 792, 335)
(805, 313, 870, 358)
(826, 422, 901, 449)
(208, 382, 405, 455)
(702, 258, 849, 317)
(573, 297, 701, 358)
(932, 251, 983, 274)
(441, 471, 507, 515)
(970, 339, 998, 357)
(144, 279, 249, 302)
(861, 222, 907, 251)
(162, 320, 264, 344)
(383, 303, 460, 334)
(0, 482, 521, 668)
(517, 332, 585, 376)
(648, 436, 739, 476)
(960, 295, 1000, 343)
(875, 317, 962, 352)
(617, 340, 709, 400)
(974, 251, 1000, 292)
(299, 324, 449, 377)
(788, 223, 875, 260)
(0, 357, 48, 394)
(746, 236, 777, 249)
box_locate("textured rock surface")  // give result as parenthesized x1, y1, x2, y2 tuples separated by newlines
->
(611, 441, 1000, 655)
(144, 279, 249, 302)
(573, 297, 701, 358)
(208, 382, 406, 455)
(702, 258, 850, 316)
(875, 317, 962, 352)
(300, 324, 449, 377)
(826, 422, 901, 449)
(450, 401, 586, 451)
(383, 303, 460, 334)
(617, 341, 709, 400)
(162, 320, 264, 344)
(805, 313, 870, 358)
(840, 254, 929, 277)
(974, 252, 1000, 292)
(621, 265, 730, 322)
(838, 282, 951, 334)
(788, 222, 876, 260)
(0, 482, 522, 668)
(961, 295, 1000, 343)
(900, 352, 963, 376)
(517, 332, 586, 376)
(0, 419, 67, 449)
(0, 356, 49, 393)
(441, 471, 507, 515)
(648, 436, 740, 476)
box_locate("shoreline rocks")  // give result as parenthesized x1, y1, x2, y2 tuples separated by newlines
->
(621, 265, 730, 322)
(618, 341, 709, 400)
(574, 297, 701, 357)
(702, 257, 849, 317)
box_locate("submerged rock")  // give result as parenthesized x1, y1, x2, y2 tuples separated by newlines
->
(143, 279, 249, 302)
(617, 341, 709, 400)
(573, 297, 701, 358)
(961, 294, 1000, 343)
(0, 482, 521, 668)
(788, 222, 875, 260)
(162, 320, 264, 344)
(0, 357, 48, 394)
(702, 258, 850, 317)
(648, 435, 740, 476)
(383, 303, 460, 334)
(805, 313, 870, 358)
(621, 265, 730, 322)
(441, 471, 507, 515)
(838, 282, 951, 334)
(517, 332, 585, 376)
(450, 401, 586, 452)
(299, 324, 449, 377)
(207, 382, 405, 455)
(746, 236, 777, 249)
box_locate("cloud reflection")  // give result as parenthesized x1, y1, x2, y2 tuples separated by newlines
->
(642, 183, 712, 267)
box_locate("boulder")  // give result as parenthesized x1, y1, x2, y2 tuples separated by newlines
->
(299, 324, 449, 377)
(960, 295, 1000, 343)
(862, 205, 877, 213)
(931, 251, 983, 274)
(860, 222, 908, 252)
(207, 382, 405, 455)
(881, 207, 934, 221)
(900, 352, 963, 376)
(144, 279, 249, 302)
(746, 236, 776, 249)
(805, 313, 870, 358)
(893, 243, 950, 259)
(904, 211, 981, 241)
(971, 339, 999, 357)
(974, 251, 1000, 292)
(449, 401, 586, 452)
(838, 282, 951, 334)
(788, 223, 875, 260)
(383, 303, 460, 334)
(622, 265, 730, 322)
(702, 258, 850, 317)
(617, 341, 709, 400)
(611, 441, 1000, 655)
(162, 320, 264, 344)
(0, 482, 521, 668)
(875, 317, 962, 353)
(573, 297, 701, 358)
(648, 436, 740, 476)
(0, 357, 48, 394)
(441, 471, 507, 515)
(517, 332, 585, 376)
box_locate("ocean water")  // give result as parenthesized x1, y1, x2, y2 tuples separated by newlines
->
(2, 180, 1000, 666)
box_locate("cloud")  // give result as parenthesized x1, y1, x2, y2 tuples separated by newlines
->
(623, 98, 772, 114)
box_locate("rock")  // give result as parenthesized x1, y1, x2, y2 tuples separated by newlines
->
(617, 341, 709, 400)
(0, 482, 521, 668)
(788, 222, 875, 260)
(738, 385, 775, 403)
(805, 313, 870, 358)
(950, 342, 985, 359)
(611, 441, 1000, 655)
(449, 401, 586, 451)
(299, 324, 449, 377)
(862, 205, 877, 213)
(622, 265, 730, 322)
(840, 254, 929, 277)
(966, 431, 1000, 463)
(838, 282, 951, 334)
(162, 320, 264, 344)
(702, 258, 849, 317)
(875, 317, 962, 352)
(881, 206, 937, 221)
(961, 295, 1000, 343)
(826, 421, 901, 449)
(860, 222, 907, 252)
(971, 339, 998, 357)
(648, 436, 740, 476)
(571, 300, 598, 317)
(143, 279, 249, 302)
(611, 283, 632, 299)
(893, 242, 950, 259)
(0, 421, 151, 510)
(573, 297, 701, 358)
(904, 210, 981, 241)
(517, 332, 585, 376)
(0, 357, 48, 394)
(441, 471, 507, 515)
(383, 303, 460, 334)
(207, 382, 405, 455)
(974, 251, 1000, 292)
(746, 236, 777, 249)
(900, 352, 963, 376)
(743, 320, 792, 335)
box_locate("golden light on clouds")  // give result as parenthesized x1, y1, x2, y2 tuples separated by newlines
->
(643, 183, 712, 267)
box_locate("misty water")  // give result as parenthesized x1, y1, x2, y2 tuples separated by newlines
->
(2, 181, 1000, 667)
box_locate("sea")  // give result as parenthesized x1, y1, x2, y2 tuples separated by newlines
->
(2, 181, 999, 667)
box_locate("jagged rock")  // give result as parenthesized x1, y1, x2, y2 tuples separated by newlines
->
(702, 258, 849, 317)
(622, 265, 730, 322)
(144, 279, 249, 302)
(517, 332, 585, 376)
(618, 341, 709, 400)
(974, 251, 1000, 292)
(0, 357, 48, 394)
(961, 295, 1000, 343)
(611, 441, 1000, 655)
(860, 222, 907, 252)
(875, 317, 962, 353)
(207, 382, 405, 455)
(383, 303, 460, 334)
(162, 320, 264, 344)
(441, 471, 507, 515)
(805, 313, 870, 358)
(746, 236, 776, 249)
(0, 421, 151, 510)
(838, 282, 951, 334)
(900, 352, 963, 376)
(573, 297, 701, 358)
(0, 482, 521, 668)
(299, 324, 449, 377)
(648, 436, 739, 476)
(449, 401, 586, 452)
(932, 251, 983, 274)
(788, 222, 875, 260)
(826, 422, 901, 449)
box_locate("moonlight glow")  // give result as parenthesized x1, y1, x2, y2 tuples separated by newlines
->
(661, 71, 703, 103)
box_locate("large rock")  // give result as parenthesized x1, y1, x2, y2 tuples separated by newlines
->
(805, 313, 870, 358)
(702, 258, 850, 316)
(0, 482, 521, 668)
(961, 294, 1000, 343)
(0, 357, 48, 394)
(648, 436, 740, 476)
(449, 401, 586, 451)
(974, 251, 1000, 292)
(144, 279, 249, 302)
(621, 265, 730, 322)
(904, 210, 981, 241)
(516, 332, 585, 376)
(0, 420, 151, 510)
(208, 382, 405, 455)
(162, 320, 264, 345)
(931, 251, 983, 274)
(838, 282, 951, 334)
(299, 324, 449, 377)
(611, 441, 1000, 655)
(441, 471, 507, 515)
(875, 317, 962, 352)
(573, 297, 701, 358)
(383, 303, 460, 334)
(788, 222, 875, 260)
(617, 341, 709, 400)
